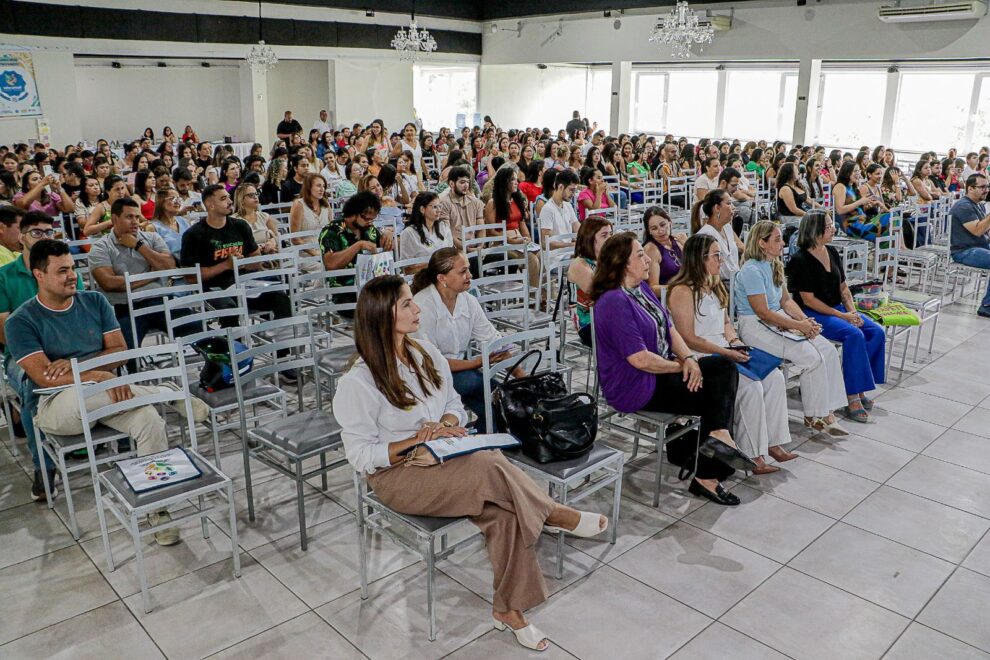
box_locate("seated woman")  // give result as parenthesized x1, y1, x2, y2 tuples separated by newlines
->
(83, 175, 130, 237)
(592, 232, 756, 506)
(150, 187, 191, 258)
(834, 161, 889, 241)
(668, 234, 796, 474)
(566, 216, 612, 346)
(484, 167, 540, 287)
(734, 221, 848, 434)
(399, 192, 452, 265)
(776, 162, 816, 223)
(857, 163, 890, 218)
(785, 211, 885, 423)
(576, 167, 615, 222)
(335, 275, 606, 652)
(692, 189, 742, 280)
(410, 248, 510, 421)
(289, 173, 330, 271)
(14, 170, 75, 217)
(911, 159, 943, 203)
(233, 183, 279, 255)
(642, 206, 686, 297)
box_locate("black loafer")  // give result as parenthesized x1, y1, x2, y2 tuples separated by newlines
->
(699, 437, 759, 472)
(688, 479, 740, 506)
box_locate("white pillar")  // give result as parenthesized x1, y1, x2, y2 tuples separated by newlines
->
(792, 57, 822, 145)
(713, 67, 728, 139)
(610, 61, 631, 136)
(880, 67, 900, 146)
(239, 62, 270, 147)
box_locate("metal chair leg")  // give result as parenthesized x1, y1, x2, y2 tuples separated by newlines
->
(295, 459, 307, 551)
(652, 428, 664, 508)
(426, 538, 437, 642)
(227, 483, 242, 578)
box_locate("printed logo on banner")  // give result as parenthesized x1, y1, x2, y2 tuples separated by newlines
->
(0, 70, 29, 102)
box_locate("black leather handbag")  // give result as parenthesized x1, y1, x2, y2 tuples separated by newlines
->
(492, 350, 598, 464)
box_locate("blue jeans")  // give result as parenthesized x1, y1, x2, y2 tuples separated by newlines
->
(806, 305, 886, 396)
(6, 360, 50, 473)
(451, 368, 495, 426)
(951, 247, 990, 308)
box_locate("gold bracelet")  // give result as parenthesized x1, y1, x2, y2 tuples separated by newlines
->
(440, 419, 455, 428)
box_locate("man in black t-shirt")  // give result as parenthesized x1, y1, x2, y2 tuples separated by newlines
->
(194, 141, 213, 174)
(276, 111, 303, 140)
(180, 185, 293, 340)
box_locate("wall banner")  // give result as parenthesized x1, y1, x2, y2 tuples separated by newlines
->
(0, 48, 43, 118)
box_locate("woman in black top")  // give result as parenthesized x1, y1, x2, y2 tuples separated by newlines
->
(784, 210, 886, 423)
(775, 162, 813, 220)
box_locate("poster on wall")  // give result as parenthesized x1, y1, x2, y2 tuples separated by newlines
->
(0, 48, 43, 118)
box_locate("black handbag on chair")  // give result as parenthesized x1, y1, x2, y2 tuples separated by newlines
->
(492, 349, 598, 464)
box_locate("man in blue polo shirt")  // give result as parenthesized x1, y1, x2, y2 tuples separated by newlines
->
(950, 173, 990, 318)
(0, 211, 83, 499)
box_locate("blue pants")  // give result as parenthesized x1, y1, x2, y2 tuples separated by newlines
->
(951, 247, 990, 308)
(842, 213, 890, 242)
(807, 305, 886, 395)
(6, 360, 49, 473)
(451, 368, 494, 426)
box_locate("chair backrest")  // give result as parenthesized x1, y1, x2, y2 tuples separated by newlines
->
(479, 326, 559, 433)
(462, 222, 506, 254)
(125, 267, 204, 360)
(229, 315, 320, 412)
(842, 240, 870, 284)
(391, 255, 431, 284)
(233, 252, 298, 296)
(66, 238, 94, 288)
(72, 343, 199, 452)
(873, 229, 899, 290)
(164, 288, 249, 347)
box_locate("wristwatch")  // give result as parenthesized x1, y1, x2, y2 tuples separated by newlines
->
(134, 239, 145, 252)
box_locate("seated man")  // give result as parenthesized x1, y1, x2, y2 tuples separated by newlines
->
(319, 191, 393, 307)
(6, 239, 203, 545)
(0, 205, 23, 266)
(89, 198, 176, 352)
(950, 173, 990, 318)
(0, 212, 81, 499)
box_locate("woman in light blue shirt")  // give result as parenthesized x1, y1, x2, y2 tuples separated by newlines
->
(150, 188, 191, 258)
(733, 221, 847, 434)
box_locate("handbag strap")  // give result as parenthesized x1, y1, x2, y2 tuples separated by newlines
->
(502, 349, 543, 384)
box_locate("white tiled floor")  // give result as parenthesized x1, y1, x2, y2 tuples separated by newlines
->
(2, 303, 990, 658)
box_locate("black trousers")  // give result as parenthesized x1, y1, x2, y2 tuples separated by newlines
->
(641, 355, 738, 481)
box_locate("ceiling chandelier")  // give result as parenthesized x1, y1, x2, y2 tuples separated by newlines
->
(391, 1, 438, 61)
(246, 0, 278, 73)
(648, 0, 714, 59)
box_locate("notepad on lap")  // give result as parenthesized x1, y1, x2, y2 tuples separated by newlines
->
(759, 320, 807, 342)
(116, 447, 202, 493)
(422, 433, 520, 462)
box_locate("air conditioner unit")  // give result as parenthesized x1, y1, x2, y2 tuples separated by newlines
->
(878, 1, 987, 23)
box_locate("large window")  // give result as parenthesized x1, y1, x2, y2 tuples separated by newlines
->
(723, 70, 798, 141)
(413, 65, 478, 131)
(631, 70, 716, 136)
(973, 76, 990, 150)
(815, 71, 886, 147)
(587, 68, 612, 131)
(892, 72, 974, 152)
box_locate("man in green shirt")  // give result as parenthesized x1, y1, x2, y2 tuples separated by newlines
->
(0, 211, 82, 499)
(319, 191, 392, 306)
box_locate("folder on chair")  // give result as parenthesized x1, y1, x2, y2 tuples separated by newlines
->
(115, 447, 202, 493)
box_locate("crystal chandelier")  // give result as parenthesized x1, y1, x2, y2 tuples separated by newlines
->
(391, 2, 437, 61)
(648, 1, 714, 59)
(246, 0, 278, 73)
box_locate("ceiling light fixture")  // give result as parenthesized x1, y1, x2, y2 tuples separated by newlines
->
(391, 0, 438, 61)
(246, 0, 278, 73)
(648, 0, 714, 59)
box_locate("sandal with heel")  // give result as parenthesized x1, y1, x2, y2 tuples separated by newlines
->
(494, 619, 549, 651)
(544, 510, 608, 538)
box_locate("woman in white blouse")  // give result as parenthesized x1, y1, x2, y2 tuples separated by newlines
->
(399, 192, 452, 266)
(334, 275, 607, 652)
(410, 247, 515, 422)
(667, 234, 796, 473)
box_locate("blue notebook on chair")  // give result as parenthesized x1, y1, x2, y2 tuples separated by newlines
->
(734, 348, 783, 381)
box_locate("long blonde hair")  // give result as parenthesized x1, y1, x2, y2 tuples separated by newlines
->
(742, 220, 785, 287)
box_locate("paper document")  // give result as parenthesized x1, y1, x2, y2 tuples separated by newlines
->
(759, 320, 807, 342)
(34, 381, 97, 395)
(422, 433, 520, 462)
(115, 447, 202, 493)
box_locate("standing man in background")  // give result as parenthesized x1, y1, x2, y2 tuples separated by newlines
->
(276, 111, 303, 140)
(313, 110, 332, 136)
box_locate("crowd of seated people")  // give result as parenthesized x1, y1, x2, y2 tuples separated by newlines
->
(5, 109, 990, 650)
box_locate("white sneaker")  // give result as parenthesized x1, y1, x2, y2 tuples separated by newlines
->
(148, 510, 181, 546)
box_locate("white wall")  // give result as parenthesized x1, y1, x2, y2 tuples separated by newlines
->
(333, 59, 414, 133)
(75, 61, 243, 143)
(482, 0, 990, 65)
(266, 59, 330, 146)
(479, 64, 610, 131)
(0, 51, 81, 147)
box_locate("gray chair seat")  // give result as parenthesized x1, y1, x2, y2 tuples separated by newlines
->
(250, 410, 342, 456)
(890, 290, 939, 307)
(367, 492, 467, 533)
(43, 423, 127, 451)
(102, 449, 228, 509)
(194, 382, 281, 409)
(504, 444, 621, 480)
(318, 345, 355, 374)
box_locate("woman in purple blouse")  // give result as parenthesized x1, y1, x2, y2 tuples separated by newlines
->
(591, 232, 755, 506)
(642, 206, 686, 296)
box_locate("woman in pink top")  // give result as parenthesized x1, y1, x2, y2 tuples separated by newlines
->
(576, 167, 615, 221)
(13, 171, 74, 216)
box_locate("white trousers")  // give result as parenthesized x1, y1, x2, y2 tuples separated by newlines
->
(737, 316, 847, 418)
(734, 369, 790, 459)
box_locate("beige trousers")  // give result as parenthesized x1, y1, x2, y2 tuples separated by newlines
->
(367, 449, 555, 612)
(36, 384, 168, 456)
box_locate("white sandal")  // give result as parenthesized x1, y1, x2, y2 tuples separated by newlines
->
(544, 511, 608, 538)
(494, 619, 549, 651)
